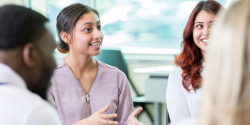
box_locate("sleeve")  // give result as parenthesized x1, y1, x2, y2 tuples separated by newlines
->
(47, 77, 57, 107)
(26, 104, 62, 125)
(113, 70, 134, 125)
(166, 67, 191, 125)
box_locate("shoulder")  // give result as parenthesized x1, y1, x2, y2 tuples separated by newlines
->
(168, 66, 182, 81)
(97, 60, 126, 78)
(0, 86, 60, 124)
(169, 66, 182, 77)
(167, 66, 184, 90)
(55, 59, 67, 70)
(97, 60, 119, 70)
(97, 61, 128, 89)
(52, 59, 68, 78)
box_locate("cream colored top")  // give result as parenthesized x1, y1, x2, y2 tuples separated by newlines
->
(166, 63, 207, 125)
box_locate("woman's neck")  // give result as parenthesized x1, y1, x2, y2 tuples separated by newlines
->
(201, 50, 206, 62)
(63, 51, 97, 75)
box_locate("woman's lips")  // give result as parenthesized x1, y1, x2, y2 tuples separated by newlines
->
(90, 42, 101, 46)
(201, 39, 209, 45)
(89, 42, 101, 49)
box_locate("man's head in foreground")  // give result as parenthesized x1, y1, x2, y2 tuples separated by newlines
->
(0, 5, 57, 99)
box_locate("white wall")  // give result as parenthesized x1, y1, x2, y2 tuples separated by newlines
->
(0, 0, 46, 17)
(0, 0, 25, 6)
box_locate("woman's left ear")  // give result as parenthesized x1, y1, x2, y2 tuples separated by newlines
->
(60, 31, 72, 44)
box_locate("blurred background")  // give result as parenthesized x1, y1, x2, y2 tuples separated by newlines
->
(0, 0, 236, 125)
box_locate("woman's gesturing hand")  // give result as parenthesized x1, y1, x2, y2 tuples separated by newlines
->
(73, 103, 118, 125)
(127, 107, 144, 125)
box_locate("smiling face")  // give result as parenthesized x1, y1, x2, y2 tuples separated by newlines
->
(71, 11, 103, 56)
(193, 10, 216, 55)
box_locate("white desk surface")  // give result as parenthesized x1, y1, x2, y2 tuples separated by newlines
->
(133, 65, 175, 76)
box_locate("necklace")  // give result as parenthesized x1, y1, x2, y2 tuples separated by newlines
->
(65, 59, 99, 116)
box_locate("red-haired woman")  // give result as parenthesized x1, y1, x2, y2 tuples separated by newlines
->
(166, 0, 223, 124)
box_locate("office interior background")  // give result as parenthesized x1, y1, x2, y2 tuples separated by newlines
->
(0, 0, 236, 125)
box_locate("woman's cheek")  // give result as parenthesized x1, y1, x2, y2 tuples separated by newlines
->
(193, 30, 201, 42)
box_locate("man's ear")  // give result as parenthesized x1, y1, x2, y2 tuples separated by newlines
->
(60, 31, 71, 44)
(23, 43, 37, 68)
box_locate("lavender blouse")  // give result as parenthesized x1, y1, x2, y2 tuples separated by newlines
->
(49, 59, 134, 125)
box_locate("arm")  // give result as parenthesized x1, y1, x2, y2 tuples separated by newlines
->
(113, 71, 134, 125)
(166, 68, 191, 125)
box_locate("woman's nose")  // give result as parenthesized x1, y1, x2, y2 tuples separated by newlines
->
(93, 28, 102, 39)
(202, 26, 210, 37)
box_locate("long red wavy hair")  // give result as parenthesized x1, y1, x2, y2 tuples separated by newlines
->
(175, 0, 223, 92)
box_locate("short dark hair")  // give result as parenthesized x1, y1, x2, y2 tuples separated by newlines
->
(56, 3, 100, 54)
(0, 5, 49, 50)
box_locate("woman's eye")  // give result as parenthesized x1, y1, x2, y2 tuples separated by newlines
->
(196, 25, 203, 28)
(84, 28, 91, 32)
(97, 25, 102, 30)
(211, 24, 214, 27)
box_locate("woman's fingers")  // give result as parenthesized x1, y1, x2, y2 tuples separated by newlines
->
(99, 119, 119, 125)
(101, 114, 118, 119)
(131, 107, 143, 118)
(97, 103, 110, 114)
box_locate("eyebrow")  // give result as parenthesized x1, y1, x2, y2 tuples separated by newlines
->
(82, 21, 101, 26)
(195, 21, 214, 24)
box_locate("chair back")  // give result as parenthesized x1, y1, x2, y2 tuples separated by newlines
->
(94, 49, 129, 76)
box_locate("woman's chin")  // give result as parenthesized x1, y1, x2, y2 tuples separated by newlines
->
(91, 51, 101, 56)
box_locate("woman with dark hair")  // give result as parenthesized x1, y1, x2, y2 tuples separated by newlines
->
(166, 0, 223, 124)
(48, 3, 142, 125)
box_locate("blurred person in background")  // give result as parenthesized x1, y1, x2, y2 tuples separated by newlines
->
(197, 0, 250, 125)
(166, 0, 223, 124)
(177, 0, 250, 124)
(0, 4, 141, 125)
(0, 5, 62, 125)
(48, 3, 143, 125)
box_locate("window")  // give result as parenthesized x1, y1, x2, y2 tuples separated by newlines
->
(44, 0, 228, 54)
